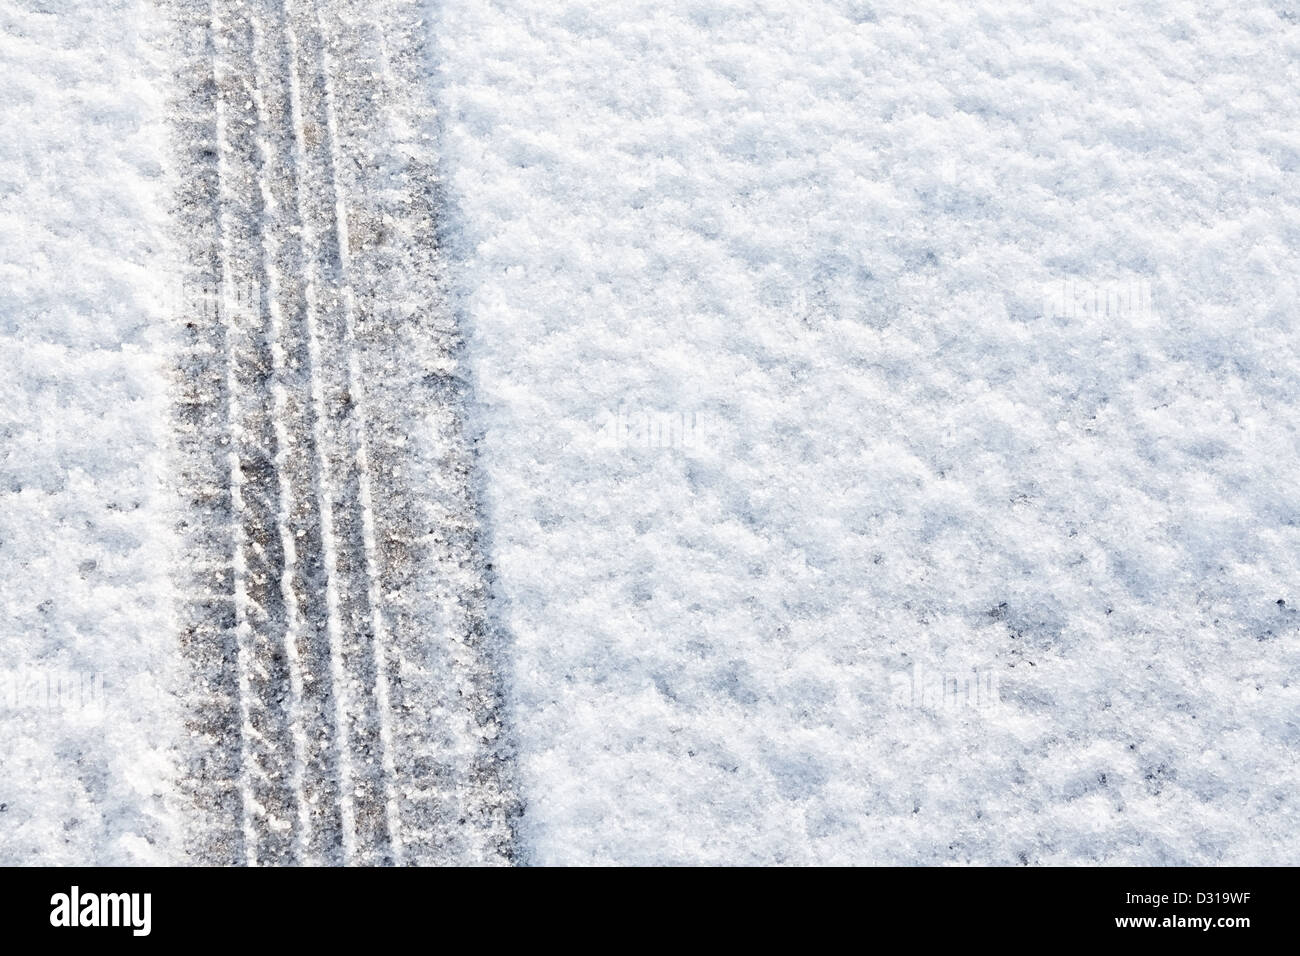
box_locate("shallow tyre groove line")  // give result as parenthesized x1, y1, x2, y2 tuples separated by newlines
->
(249, 3, 313, 863)
(214, 2, 298, 867)
(171, 0, 245, 867)
(281, 0, 365, 864)
(254, 0, 348, 867)
(166, 0, 521, 864)
(309, 0, 403, 862)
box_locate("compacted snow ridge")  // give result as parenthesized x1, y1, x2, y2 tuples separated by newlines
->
(165, 0, 519, 866)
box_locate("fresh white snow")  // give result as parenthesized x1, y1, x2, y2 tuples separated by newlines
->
(434, 0, 1300, 864)
(0, 0, 180, 864)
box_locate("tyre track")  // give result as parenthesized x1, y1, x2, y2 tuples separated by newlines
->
(214, 1, 298, 866)
(320, 0, 522, 864)
(171, 0, 245, 866)
(166, 0, 520, 865)
(249, 1, 331, 864)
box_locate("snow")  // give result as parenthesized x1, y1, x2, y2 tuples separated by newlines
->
(0, 0, 1297, 866)
(0, 0, 179, 864)
(434, 0, 1300, 864)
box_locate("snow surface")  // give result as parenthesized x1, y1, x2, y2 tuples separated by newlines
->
(434, 0, 1300, 864)
(0, 0, 179, 864)
(1, 0, 1298, 866)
